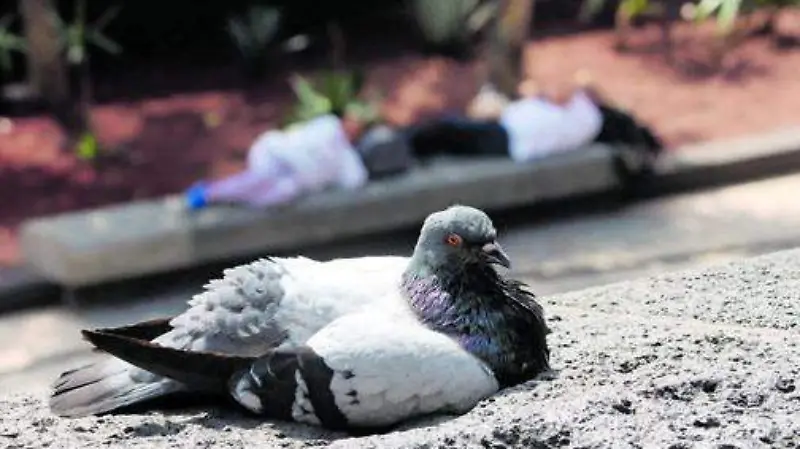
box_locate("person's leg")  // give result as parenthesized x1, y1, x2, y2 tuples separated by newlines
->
(568, 69, 663, 154)
(448, 118, 509, 157)
(408, 116, 509, 158)
(246, 175, 303, 208)
(199, 169, 288, 206)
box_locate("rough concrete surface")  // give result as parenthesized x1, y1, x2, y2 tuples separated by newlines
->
(3, 248, 800, 448)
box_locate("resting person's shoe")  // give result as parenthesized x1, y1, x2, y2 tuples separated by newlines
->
(185, 182, 209, 210)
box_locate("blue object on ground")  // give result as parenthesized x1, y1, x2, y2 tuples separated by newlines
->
(185, 183, 209, 210)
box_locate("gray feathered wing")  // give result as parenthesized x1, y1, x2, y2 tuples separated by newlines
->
(76, 306, 499, 430)
(49, 256, 408, 417)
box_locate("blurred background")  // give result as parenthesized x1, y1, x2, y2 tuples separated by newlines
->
(0, 0, 799, 395)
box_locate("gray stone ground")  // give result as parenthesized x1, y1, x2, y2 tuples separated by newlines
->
(3, 248, 800, 448)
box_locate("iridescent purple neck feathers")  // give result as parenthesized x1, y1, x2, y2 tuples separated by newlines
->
(400, 262, 551, 387)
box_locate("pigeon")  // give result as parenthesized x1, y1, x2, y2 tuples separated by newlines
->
(51, 205, 551, 429)
(49, 254, 409, 418)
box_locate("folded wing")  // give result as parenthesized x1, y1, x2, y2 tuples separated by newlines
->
(75, 305, 499, 430)
(50, 255, 408, 418)
(232, 307, 500, 429)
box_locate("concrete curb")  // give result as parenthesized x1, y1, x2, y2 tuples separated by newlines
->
(19, 145, 620, 288)
(640, 125, 800, 195)
(0, 266, 60, 313)
(8, 125, 800, 304)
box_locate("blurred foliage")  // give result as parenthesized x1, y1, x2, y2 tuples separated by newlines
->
(227, 5, 281, 77)
(75, 130, 99, 160)
(686, 0, 749, 34)
(684, 0, 800, 33)
(0, 14, 26, 76)
(55, 0, 122, 66)
(411, 0, 496, 49)
(580, 0, 800, 57)
(580, 0, 652, 22)
(582, 0, 799, 29)
(284, 70, 380, 128)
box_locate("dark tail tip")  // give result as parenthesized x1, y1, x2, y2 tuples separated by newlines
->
(81, 329, 254, 392)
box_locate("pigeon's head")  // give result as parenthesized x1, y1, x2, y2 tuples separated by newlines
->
(413, 205, 511, 271)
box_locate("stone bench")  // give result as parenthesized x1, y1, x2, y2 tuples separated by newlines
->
(19, 146, 620, 287)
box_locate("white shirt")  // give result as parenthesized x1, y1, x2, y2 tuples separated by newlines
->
(499, 90, 603, 162)
(247, 114, 369, 192)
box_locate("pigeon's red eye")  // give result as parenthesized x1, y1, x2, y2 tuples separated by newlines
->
(445, 234, 463, 247)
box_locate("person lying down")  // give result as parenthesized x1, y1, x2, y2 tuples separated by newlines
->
(185, 109, 371, 210)
(185, 71, 661, 210)
(410, 71, 607, 162)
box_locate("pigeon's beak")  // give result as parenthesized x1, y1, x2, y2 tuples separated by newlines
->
(481, 241, 511, 269)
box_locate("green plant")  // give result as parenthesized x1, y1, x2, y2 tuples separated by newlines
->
(0, 14, 26, 76)
(75, 130, 99, 160)
(682, 0, 744, 34)
(49, 0, 122, 159)
(227, 6, 281, 76)
(412, 0, 490, 48)
(56, 0, 122, 66)
(683, 0, 799, 33)
(284, 70, 381, 128)
(580, 0, 653, 23)
(679, 0, 799, 66)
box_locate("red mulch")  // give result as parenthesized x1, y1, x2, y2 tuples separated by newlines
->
(1, 11, 799, 268)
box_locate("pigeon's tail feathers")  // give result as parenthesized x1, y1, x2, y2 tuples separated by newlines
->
(49, 358, 181, 418)
(80, 329, 255, 393)
(94, 316, 175, 341)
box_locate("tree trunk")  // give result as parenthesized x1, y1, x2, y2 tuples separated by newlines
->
(20, 0, 68, 109)
(20, 0, 89, 146)
(484, 0, 535, 99)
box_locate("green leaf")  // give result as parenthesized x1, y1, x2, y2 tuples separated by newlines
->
(290, 75, 329, 109)
(226, 6, 280, 62)
(88, 31, 123, 55)
(693, 0, 725, 22)
(619, 0, 651, 19)
(321, 71, 355, 114)
(412, 0, 477, 45)
(93, 4, 122, 31)
(8, 36, 26, 52)
(76, 132, 99, 160)
(578, 0, 609, 22)
(0, 14, 26, 74)
(716, 0, 742, 33)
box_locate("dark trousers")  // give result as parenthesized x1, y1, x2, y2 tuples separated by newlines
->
(406, 116, 510, 159)
(356, 105, 664, 179)
(408, 105, 664, 159)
